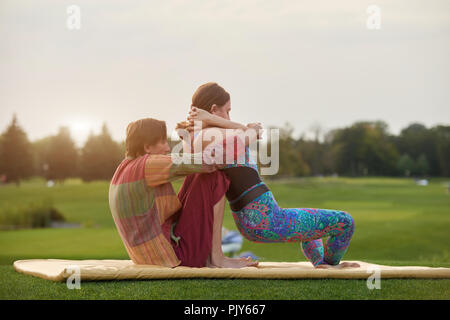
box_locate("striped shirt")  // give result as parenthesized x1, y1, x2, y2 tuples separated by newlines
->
(108, 136, 245, 267)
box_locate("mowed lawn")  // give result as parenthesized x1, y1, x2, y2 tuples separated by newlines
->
(0, 177, 449, 299)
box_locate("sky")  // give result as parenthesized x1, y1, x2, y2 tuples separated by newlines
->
(1, 0, 449, 146)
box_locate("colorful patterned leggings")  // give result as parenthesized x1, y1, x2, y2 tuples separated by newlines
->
(231, 191, 355, 267)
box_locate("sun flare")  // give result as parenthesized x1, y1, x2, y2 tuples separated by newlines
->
(64, 118, 97, 144)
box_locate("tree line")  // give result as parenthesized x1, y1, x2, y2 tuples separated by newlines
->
(0, 115, 124, 185)
(268, 120, 449, 179)
(0, 115, 448, 185)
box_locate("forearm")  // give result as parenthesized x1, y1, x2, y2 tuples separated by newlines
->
(144, 153, 216, 187)
(207, 115, 247, 130)
(170, 153, 217, 176)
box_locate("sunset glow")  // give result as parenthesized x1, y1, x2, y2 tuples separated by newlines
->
(64, 118, 98, 145)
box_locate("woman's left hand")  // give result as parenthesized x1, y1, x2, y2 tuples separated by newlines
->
(187, 107, 212, 127)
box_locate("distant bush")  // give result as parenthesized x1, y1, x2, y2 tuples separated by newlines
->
(0, 199, 65, 230)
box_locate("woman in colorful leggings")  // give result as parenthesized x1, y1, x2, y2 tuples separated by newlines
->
(229, 183, 357, 268)
(180, 82, 359, 268)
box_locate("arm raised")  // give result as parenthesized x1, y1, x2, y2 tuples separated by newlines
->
(188, 107, 247, 130)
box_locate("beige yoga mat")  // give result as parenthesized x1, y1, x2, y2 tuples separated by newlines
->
(13, 259, 450, 282)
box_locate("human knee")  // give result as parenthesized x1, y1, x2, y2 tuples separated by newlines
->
(341, 211, 355, 233)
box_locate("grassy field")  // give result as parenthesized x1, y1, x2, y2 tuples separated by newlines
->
(0, 176, 449, 299)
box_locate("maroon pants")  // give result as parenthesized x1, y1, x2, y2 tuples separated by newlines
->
(170, 171, 229, 267)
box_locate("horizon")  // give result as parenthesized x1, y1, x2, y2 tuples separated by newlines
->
(0, 112, 446, 148)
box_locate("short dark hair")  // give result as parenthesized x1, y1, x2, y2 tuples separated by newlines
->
(125, 118, 167, 158)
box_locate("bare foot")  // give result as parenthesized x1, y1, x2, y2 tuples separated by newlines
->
(315, 262, 360, 269)
(340, 262, 360, 268)
(225, 256, 259, 267)
(315, 264, 331, 269)
(207, 255, 259, 268)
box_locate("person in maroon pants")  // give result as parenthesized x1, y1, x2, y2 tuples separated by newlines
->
(168, 149, 259, 268)
(169, 171, 244, 267)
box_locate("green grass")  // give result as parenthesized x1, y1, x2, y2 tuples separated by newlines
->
(1, 176, 449, 299)
(2, 265, 450, 300)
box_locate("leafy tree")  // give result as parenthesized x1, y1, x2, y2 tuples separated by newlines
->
(330, 121, 399, 176)
(296, 138, 327, 176)
(80, 123, 123, 181)
(32, 136, 52, 178)
(397, 154, 415, 177)
(119, 140, 126, 157)
(274, 123, 310, 178)
(0, 115, 34, 185)
(432, 125, 450, 177)
(395, 123, 439, 176)
(46, 127, 79, 183)
(414, 153, 429, 177)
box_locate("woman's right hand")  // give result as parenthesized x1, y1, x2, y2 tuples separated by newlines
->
(246, 122, 264, 139)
